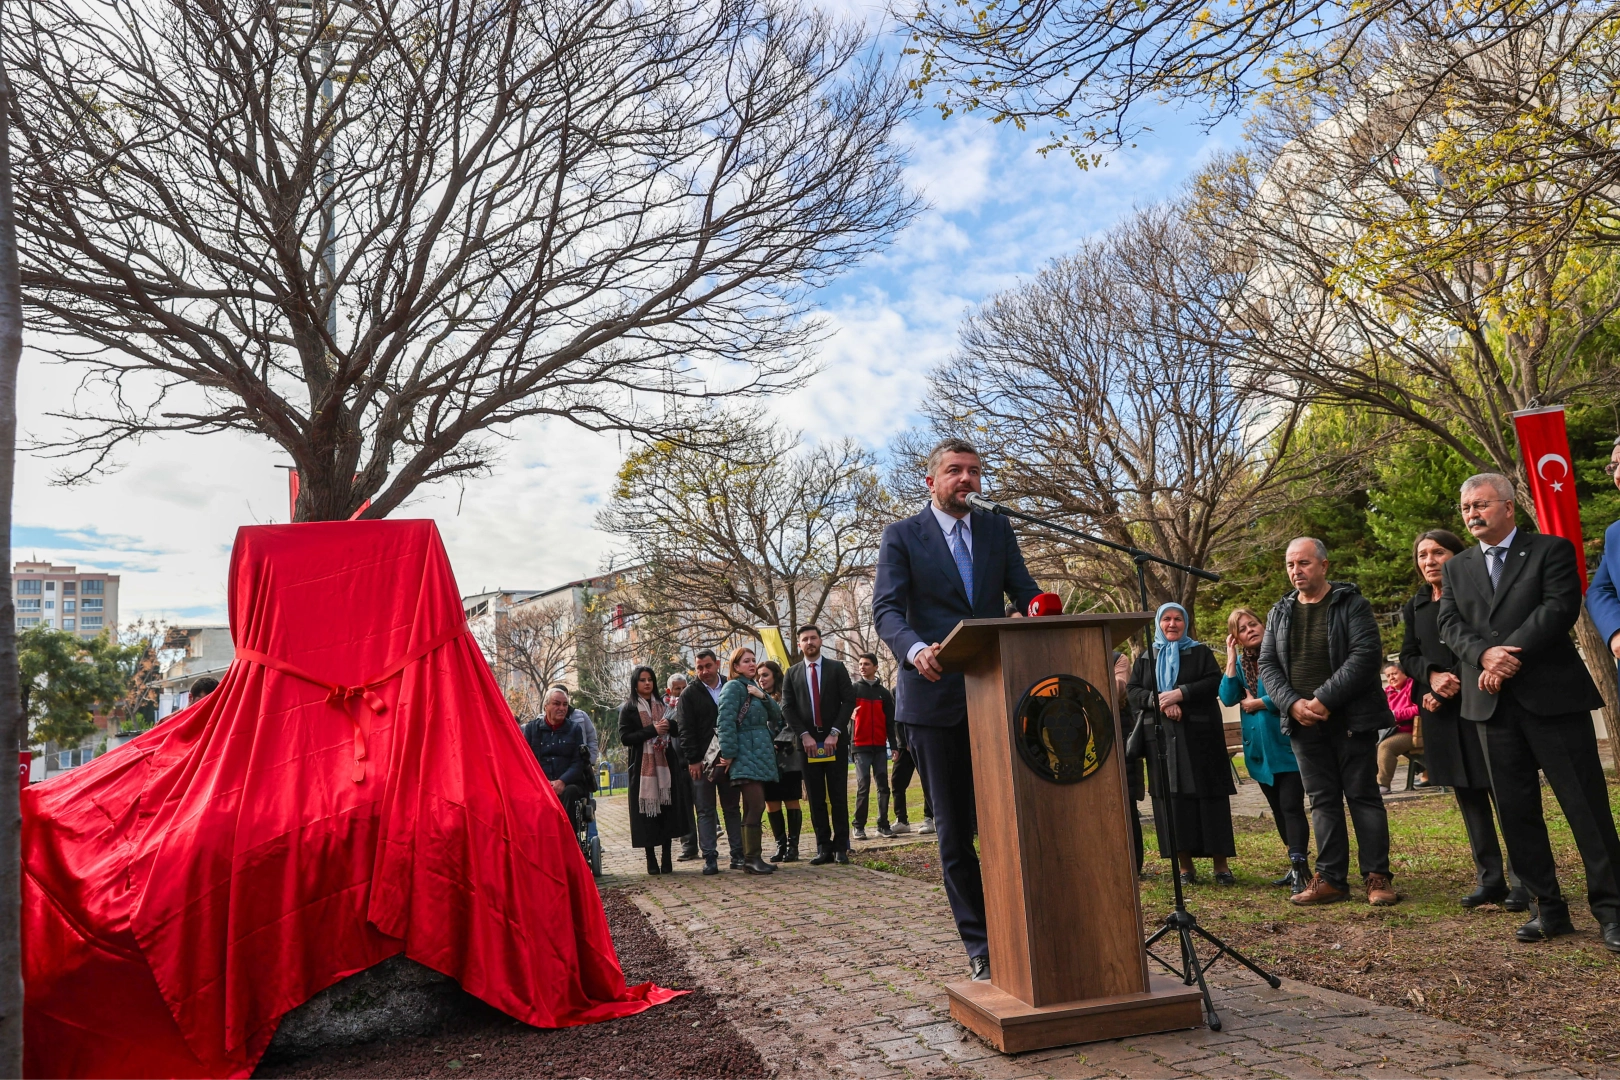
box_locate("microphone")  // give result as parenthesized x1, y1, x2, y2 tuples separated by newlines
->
(964, 492, 1008, 515)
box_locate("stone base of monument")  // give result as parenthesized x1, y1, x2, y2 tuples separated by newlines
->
(263, 956, 490, 1062)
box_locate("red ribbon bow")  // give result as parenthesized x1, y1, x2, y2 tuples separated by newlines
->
(235, 623, 468, 782)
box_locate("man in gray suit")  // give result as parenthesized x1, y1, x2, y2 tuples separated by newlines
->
(1438, 472, 1620, 951)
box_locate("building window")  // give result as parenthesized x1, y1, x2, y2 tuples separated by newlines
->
(81, 580, 104, 595)
(62, 582, 75, 596)
(44, 581, 54, 592)
(43, 601, 53, 611)
(16, 599, 38, 612)
(16, 579, 39, 595)
(16, 617, 39, 628)
(63, 600, 75, 613)
(81, 617, 103, 630)
(62, 618, 74, 631)
(82, 598, 103, 611)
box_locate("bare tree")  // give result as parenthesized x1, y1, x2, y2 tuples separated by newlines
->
(485, 598, 577, 718)
(1204, 24, 1620, 742)
(8, 0, 917, 520)
(917, 204, 1315, 632)
(599, 408, 891, 656)
(898, 0, 1583, 157)
(0, 31, 23, 1074)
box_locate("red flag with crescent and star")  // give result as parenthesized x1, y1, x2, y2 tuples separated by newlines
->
(1512, 405, 1588, 589)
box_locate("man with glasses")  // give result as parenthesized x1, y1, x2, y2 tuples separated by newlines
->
(1439, 472, 1620, 952)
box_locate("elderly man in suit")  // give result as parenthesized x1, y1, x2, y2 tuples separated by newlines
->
(783, 624, 858, 864)
(1438, 472, 1620, 952)
(872, 437, 1041, 982)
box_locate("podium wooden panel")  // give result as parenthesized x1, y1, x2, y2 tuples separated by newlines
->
(935, 613, 1203, 1051)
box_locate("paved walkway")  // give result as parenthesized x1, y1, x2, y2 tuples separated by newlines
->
(593, 793, 1604, 1080)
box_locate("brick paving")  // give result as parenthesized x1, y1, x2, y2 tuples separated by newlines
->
(593, 791, 1611, 1080)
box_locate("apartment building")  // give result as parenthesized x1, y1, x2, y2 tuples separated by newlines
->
(13, 560, 120, 636)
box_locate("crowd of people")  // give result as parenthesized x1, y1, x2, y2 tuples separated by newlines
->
(519, 439, 1620, 983)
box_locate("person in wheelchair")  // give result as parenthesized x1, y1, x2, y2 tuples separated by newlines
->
(523, 687, 591, 838)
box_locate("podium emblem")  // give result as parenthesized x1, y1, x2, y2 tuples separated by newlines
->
(1013, 674, 1112, 783)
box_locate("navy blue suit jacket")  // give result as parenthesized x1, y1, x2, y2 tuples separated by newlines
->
(872, 506, 1041, 728)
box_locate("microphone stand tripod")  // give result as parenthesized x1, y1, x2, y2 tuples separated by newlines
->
(967, 494, 1280, 1030)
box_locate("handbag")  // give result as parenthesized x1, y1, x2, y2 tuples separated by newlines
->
(702, 694, 752, 782)
(771, 721, 798, 773)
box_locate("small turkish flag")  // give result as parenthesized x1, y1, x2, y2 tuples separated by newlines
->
(1512, 406, 1587, 589)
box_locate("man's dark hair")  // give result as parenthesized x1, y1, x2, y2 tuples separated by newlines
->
(926, 437, 980, 475)
(858, 651, 878, 666)
(694, 648, 718, 663)
(795, 624, 821, 638)
(189, 677, 219, 701)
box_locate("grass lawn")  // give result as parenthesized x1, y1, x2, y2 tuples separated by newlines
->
(852, 785, 1620, 1073)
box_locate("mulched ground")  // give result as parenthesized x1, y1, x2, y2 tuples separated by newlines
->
(256, 889, 767, 1080)
(853, 792, 1620, 1075)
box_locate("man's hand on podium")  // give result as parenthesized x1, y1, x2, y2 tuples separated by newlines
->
(914, 643, 944, 681)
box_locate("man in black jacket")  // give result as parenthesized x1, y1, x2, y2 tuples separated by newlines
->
(783, 625, 858, 864)
(521, 688, 589, 828)
(1258, 537, 1397, 907)
(1438, 473, 1620, 951)
(676, 649, 739, 875)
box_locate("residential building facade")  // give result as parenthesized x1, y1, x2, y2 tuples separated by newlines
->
(13, 560, 120, 636)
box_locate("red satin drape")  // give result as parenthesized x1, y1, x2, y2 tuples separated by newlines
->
(23, 520, 676, 1079)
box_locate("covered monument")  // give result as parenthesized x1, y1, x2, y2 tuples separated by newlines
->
(22, 520, 675, 1078)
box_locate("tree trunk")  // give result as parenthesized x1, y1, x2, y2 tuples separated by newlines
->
(0, 50, 26, 1074)
(1575, 608, 1620, 769)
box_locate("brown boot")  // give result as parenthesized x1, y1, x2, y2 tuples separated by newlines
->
(1290, 873, 1347, 905)
(1366, 872, 1400, 906)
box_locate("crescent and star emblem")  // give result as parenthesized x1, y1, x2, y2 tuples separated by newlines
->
(1536, 452, 1570, 492)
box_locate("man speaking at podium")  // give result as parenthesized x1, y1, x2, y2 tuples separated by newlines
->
(873, 438, 1041, 982)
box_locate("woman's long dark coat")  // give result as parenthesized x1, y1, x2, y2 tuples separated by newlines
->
(1125, 644, 1235, 799)
(1399, 589, 1490, 789)
(618, 698, 695, 848)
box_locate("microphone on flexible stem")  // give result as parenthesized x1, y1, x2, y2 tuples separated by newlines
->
(964, 492, 1064, 616)
(964, 492, 1009, 516)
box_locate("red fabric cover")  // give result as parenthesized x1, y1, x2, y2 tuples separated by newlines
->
(23, 520, 677, 1079)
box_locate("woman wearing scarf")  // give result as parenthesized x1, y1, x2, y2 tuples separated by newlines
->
(1126, 602, 1236, 884)
(620, 665, 695, 875)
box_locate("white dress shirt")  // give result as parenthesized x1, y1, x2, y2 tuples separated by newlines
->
(1479, 526, 1518, 558)
(908, 504, 974, 665)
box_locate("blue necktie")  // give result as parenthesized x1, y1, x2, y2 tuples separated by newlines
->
(1488, 546, 1506, 591)
(951, 519, 974, 603)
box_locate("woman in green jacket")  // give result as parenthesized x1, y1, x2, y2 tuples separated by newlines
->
(717, 645, 782, 875)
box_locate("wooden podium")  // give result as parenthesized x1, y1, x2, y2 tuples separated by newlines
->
(936, 613, 1203, 1053)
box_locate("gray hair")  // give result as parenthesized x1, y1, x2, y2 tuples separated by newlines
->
(926, 437, 980, 476)
(1286, 536, 1328, 561)
(1461, 473, 1515, 502)
(543, 685, 571, 704)
(665, 672, 687, 689)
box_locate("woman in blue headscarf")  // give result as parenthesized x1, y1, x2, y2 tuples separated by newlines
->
(1126, 602, 1237, 885)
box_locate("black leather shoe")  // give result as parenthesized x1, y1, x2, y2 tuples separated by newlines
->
(809, 849, 834, 866)
(1460, 885, 1510, 909)
(730, 856, 745, 870)
(702, 857, 719, 876)
(677, 845, 701, 862)
(1516, 904, 1576, 942)
(1602, 923, 1620, 954)
(834, 850, 850, 864)
(1504, 886, 1532, 912)
(1270, 867, 1295, 887)
(969, 956, 991, 982)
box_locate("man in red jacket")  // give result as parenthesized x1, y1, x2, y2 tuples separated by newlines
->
(850, 652, 896, 840)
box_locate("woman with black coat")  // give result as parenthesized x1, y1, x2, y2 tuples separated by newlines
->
(619, 665, 695, 875)
(1399, 529, 1527, 911)
(1126, 602, 1237, 884)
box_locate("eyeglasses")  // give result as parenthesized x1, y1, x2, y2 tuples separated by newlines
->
(1606, 462, 1620, 476)
(1459, 499, 1507, 514)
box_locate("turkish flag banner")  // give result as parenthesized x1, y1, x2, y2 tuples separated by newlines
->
(1513, 405, 1588, 589)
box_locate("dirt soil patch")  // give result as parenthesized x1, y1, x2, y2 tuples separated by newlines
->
(256, 889, 767, 1080)
(857, 791, 1620, 1075)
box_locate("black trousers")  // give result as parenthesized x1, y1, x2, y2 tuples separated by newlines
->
(1453, 783, 1508, 891)
(1478, 698, 1620, 921)
(891, 747, 932, 823)
(1258, 770, 1310, 861)
(804, 757, 850, 853)
(1290, 723, 1389, 886)
(906, 720, 986, 959)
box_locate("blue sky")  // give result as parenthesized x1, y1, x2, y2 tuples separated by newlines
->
(12, 29, 1240, 625)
